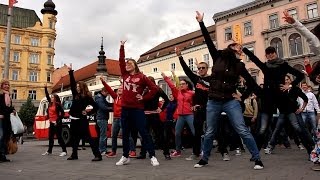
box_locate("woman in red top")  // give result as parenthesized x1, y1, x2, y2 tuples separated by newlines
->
(162, 72, 195, 157)
(41, 83, 67, 157)
(115, 40, 159, 166)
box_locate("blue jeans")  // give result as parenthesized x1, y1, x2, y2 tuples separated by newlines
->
(97, 120, 107, 153)
(175, 114, 195, 152)
(111, 118, 136, 153)
(301, 112, 317, 136)
(202, 99, 260, 162)
(121, 108, 155, 158)
(269, 113, 313, 154)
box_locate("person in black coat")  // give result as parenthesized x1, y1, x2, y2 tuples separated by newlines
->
(0, 79, 15, 162)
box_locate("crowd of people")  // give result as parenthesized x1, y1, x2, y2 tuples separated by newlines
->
(1, 10, 320, 172)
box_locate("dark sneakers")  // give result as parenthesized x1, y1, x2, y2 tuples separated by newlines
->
(92, 156, 102, 161)
(0, 156, 10, 162)
(164, 154, 171, 160)
(194, 159, 208, 168)
(67, 156, 78, 160)
(136, 155, 146, 159)
(254, 160, 264, 170)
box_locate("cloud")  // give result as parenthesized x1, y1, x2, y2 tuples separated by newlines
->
(0, 0, 253, 70)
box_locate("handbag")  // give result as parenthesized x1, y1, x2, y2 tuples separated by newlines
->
(7, 137, 18, 154)
(10, 113, 24, 135)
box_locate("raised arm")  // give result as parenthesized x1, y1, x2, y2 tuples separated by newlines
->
(177, 48, 199, 84)
(119, 40, 127, 75)
(196, 11, 218, 62)
(162, 72, 179, 99)
(297, 89, 308, 114)
(286, 64, 304, 87)
(283, 11, 320, 55)
(68, 64, 78, 98)
(44, 83, 51, 103)
(100, 77, 117, 99)
(309, 62, 320, 84)
(172, 70, 180, 88)
(242, 47, 266, 71)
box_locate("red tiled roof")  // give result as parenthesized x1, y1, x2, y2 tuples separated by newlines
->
(138, 25, 215, 63)
(52, 59, 121, 92)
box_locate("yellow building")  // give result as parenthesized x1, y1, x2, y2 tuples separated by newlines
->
(0, 0, 58, 110)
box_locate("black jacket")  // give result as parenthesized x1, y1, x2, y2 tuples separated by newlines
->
(199, 21, 260, 101)
(242, 48, 304, 90)
(144, 88, 169, 111)
(179, 56, 210, 106)
(279, 87, 308, 113)
(0, 92, 15, 142)
(68, 70, 97, 119)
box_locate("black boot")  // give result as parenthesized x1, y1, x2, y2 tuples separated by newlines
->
(92, 155, 102, 161)
(67, 154, 78, 160)
(0, 155, 10, 162)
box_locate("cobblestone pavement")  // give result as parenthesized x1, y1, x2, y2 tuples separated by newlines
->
(0, 140, 318, 180)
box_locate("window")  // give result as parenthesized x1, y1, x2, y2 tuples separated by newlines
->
(244, 46, 254, 62)
(48, 39, 53, 48)
(29, 71, 38, 82)
(203, 54, 210, 67)
(289, 33, 303, 56)
(28, 90, 37, 100)
(47, 55, 52, 65)
(307, 3, 319, 19)
(46, 72, 51, 82)
(49, 21, 53, 29)
(269, 14, 279, 29)
(244, 21, 252, 36)
(12, 70, 18, 80)
(171, 63, 176, 71)
(288, 8, 298, 20)
(225, 27, 232, 41)
(30, 38, 40, 46)
(270, 38, 284, 58)
(153, 67, 158, 73)
(29, 53, 39, 64)
(13, 51, 20, 62)
(11, 89, 17, 100)
(14, 35, 21, 44)
(188, 58, 195, 71)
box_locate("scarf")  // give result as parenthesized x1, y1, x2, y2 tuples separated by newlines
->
(3, 90, 11, 107)
(266, 58, 285, 68)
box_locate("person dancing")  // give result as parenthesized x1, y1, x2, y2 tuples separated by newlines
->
(115, 40, 159, 166)
(193, 11, 263, 170)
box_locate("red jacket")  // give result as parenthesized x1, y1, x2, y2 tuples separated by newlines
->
(305, 64, 312, 75)
(101, 80, 122, 118)
(119, 45, 158, 109)
(164, 76, 194, 115)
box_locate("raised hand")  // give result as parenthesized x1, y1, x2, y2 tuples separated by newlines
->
(171, 70, 175, 76)
(175, 46, 181, 56)
(100, 77, 104, 81)
(161, 72, 166, 78)
(195, 58, 199, 66)
(283, 10, 295, 24)
(196, 11, 204, 22)
(67, 63, 72, 71)
(120, 40, 127, 46)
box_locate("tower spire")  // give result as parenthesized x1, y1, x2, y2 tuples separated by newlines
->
(96, 37, 107, 74)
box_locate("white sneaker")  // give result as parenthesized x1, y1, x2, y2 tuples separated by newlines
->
(59, 152, 67, 157)
(150, 156, 160, 166)
(101, 152, 106, 156)
(42, 152, 51, 156)
(235, 148, 241, 156)
(185, 154, 199, 161)
(116, 156, 130, 166)
(222, 153, 230, 161)
(264, 147, 272, 154)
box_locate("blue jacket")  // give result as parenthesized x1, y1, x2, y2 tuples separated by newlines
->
(94, 93, 112, 120)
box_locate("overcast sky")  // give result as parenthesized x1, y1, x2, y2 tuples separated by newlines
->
(1, 0, 252, 70)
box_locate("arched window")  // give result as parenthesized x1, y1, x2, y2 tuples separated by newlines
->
(289, 33, 303, 56)
(270, 38, 283, 58)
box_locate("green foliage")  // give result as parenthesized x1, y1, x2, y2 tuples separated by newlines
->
(19, 97, 37, 128)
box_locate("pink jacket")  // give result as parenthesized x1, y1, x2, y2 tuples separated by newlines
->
(164, 76, 194, 115)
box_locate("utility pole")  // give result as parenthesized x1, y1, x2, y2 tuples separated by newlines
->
(4, 5, 13, 79)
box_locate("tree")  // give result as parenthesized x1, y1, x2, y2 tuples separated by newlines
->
(19, 97, 37, 132)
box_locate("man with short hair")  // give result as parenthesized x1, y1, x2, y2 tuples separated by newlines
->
(95, 87, 112, 155)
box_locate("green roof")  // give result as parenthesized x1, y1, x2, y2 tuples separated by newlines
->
(0, 4, 41, 29)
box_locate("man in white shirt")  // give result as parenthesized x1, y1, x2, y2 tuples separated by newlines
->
(298, 82, 320, 136)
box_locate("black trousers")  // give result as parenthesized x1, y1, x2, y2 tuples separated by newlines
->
(193, 108, 206, 156)
(47, 122, 67, 153)
(70, 118, 100, 157)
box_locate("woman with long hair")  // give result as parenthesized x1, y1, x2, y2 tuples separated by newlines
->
(116, 40, 159, 166)
(193, 11, 263, 170)
(161, 72, 195, 158)
(66, 65, 101, 161)
(0, 79, 15, 162)
(41, 83, 67, 157)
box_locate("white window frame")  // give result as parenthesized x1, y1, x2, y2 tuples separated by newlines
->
(244, 46, 254, 62)
(14, 35, 21, 44)
(153, 67, 158, 73)
(269, 14, 279, 29)
(30, 37, 40, 46)
(47, 55, 52, 65)
(288, 8, 298, 20)
(29, 71, 38, 82)
(307, 3, 319, 19)
(29, 53, 39, 64)
(244, 21, 252, 36)
(28, 90, 37, 100)
(13, 51, 20, 62)
(11, 89, 17, 100)
(170, 63, 176, 71)
(188, 58, 195, 71)
(46, 72, 51, 82)
(203, 54, 210, 67)
(12, 70, 18, 81)
(225, 27, 232, 41)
